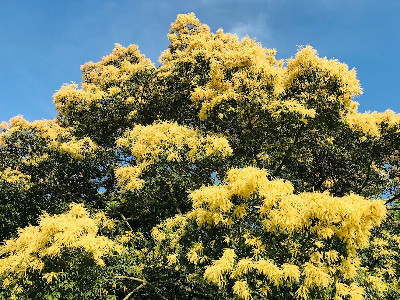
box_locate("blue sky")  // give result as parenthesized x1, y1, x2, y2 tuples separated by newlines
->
(1, 0, 399, 122)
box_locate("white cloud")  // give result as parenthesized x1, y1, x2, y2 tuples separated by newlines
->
(228, 13, 272, 43)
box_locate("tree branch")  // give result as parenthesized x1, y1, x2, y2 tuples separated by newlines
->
(115, 276, 169, 300)
(385, 193, 400, 205)
(387, 206, 400, 211)
(120, 213, 133, 231)
(115, 276, 147, 284)
(123, 283, 146, 300)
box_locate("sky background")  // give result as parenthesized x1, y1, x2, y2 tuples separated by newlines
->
(0, 0, 399, 122)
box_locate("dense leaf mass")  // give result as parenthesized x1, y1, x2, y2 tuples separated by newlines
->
(1, 13, 400, 299)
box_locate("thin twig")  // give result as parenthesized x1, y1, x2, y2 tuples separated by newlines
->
(115, 276, 168, 300)
(115, 276, 146, 284)
(385, 193, 400, 205)
(120, 213, 133, 231)
(387, 206, 400, 211)
(123, 283, 146, 300)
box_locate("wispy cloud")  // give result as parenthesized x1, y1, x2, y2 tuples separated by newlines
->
(228, 13, 272, 43)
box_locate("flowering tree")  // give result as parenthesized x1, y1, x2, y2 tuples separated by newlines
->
(1, 13, 399, 300)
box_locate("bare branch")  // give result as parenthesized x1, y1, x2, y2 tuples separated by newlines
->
(115, 276, 169, 300)
(120, 213, 133, 231)
(385, 193, 400, 205)
(123, 283, 146, 300)
(114, 276, 147, 284)
(115, 276, 147, 284)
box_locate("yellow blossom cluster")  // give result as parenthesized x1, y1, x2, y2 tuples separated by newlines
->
(0, 168, 31, 188)
(160, 13, 283, 120)
(190, 167, 385, 252)
(0, 203, 115, 286)
(53, 83, 105, 112)
(81, 43, 154, 88)
(345, 110, 400, 137)
(149, 214, 190, 272)
(159, 14, 363, 126)
(155, 166, 388, 299)
(232, 280, 251, 300)
(189, 167, 293, 227)
(186, 242, 205, 265)
(358, 227, 400, 297)
(0, 116, 97, 161)
(285, 45, 362, 114)
(269, 99, 317, 119)
(284, 46, 362, 113)
(204, 248, 236, 287)
(53, 43, 154, 122)
(115, 121, 232, 190)
(262, 192, 386, 253)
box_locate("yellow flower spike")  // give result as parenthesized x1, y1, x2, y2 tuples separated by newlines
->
(302, 262, 331, 288)
(281, 264, 300, 281)
(349, 282, 364, 300)
(187, 243, 204, 265)
(167, 254, 179, 266)
(254, 259, 282, 286)
(233, 280, 251, 300)
(231, 258, 254, 278)
(204, 248, 236, 286)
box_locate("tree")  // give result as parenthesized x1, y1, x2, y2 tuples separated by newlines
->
(1, 13, 400, 299)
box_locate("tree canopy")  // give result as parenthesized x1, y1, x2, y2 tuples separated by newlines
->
(1, 13, 400, 300)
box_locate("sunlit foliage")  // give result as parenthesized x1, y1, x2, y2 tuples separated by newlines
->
(116, 120, 232, 191)
(0, 204, 116, 300)
(150, 167, 387, 299)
